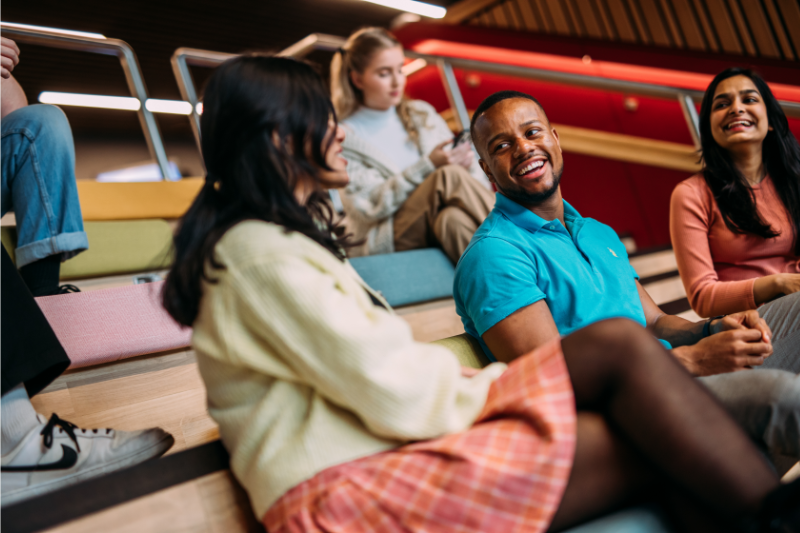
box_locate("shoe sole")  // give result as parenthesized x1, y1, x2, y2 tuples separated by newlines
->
(1, 433, 175, 507)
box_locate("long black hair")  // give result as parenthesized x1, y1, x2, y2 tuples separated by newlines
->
(699, 67, 800, 254)
(163, 55, 352, 327)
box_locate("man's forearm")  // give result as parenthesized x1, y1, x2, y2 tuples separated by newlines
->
(650, 313, 706, 347)
(1, 74, 27, 119)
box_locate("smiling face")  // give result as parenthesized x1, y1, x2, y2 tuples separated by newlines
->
(710, 75, 771, 152)
(350, 45, 406, 110)
(474, 98, 563, 207)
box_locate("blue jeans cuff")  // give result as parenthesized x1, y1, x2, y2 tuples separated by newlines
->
(14, 231, 88, 267)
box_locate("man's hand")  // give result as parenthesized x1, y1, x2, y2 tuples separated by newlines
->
(711, 310, 772, 343)
(672, 328, 772, 376)
(1, 37, 20, 79)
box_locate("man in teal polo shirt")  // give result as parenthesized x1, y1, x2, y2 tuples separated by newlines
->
(454, 90, 799, 465)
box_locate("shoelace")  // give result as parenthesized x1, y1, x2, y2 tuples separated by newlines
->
(41, 414, 81, 452)
(57, 284, 81, 294)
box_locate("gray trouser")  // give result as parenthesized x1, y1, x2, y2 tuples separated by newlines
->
(698, 292, 800, 466)
(759, 290, 800, 373)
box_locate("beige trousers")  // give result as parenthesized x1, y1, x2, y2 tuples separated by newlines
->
(393, 164, 495, 264)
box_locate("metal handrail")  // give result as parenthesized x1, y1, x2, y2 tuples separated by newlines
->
(172, 33, 800, 154)
(1, 23, 173, 180)
(171, 35, 348, 155)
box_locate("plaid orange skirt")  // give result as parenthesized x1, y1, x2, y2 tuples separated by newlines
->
(264, 338, 576, 533)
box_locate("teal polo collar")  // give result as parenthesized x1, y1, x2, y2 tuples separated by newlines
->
(494, 192, 583, 235)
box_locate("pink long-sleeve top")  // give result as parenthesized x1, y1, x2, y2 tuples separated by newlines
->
(670, 174, 799, 318)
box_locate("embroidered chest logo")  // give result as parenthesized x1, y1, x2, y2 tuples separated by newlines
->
(607, 247, 618, 257)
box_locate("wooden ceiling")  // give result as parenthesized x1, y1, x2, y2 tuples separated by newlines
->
(445, 0, 800, 61)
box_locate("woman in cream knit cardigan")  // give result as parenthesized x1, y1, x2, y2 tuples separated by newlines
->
(330, 28, 494, 262)
(162, 55, 799, 533)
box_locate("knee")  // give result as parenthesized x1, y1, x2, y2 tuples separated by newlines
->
(573, 319, 661, 366)
(432, 164, 472, 183)
(7, 104, 73, 144)
(580, 318, 653, 350)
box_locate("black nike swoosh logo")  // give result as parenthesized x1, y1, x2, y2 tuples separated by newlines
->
(1, 444, 78, 472)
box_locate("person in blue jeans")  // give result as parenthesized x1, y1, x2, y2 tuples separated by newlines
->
(1, 37, 88, 296)
(454, 90, 800, 474)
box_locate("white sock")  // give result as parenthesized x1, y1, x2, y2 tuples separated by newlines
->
(1, 384, 41, 455)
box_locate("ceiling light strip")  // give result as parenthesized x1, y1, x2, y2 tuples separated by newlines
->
(38, 92, 195, 115)
(360, 0, 446, 19)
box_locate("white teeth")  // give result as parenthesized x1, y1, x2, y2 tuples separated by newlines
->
(517, 160, 544, 175)
(726, 120, 752, 130)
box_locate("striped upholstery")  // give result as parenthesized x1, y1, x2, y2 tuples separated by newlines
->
(35, 281, 191, 369)
(77, 178, 203, 221)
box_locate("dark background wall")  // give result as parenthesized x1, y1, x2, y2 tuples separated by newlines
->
(2, 0, 455, 140)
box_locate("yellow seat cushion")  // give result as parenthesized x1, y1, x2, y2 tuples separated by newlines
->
(77, 177, 204, 221)
(431, 333, 491, 369)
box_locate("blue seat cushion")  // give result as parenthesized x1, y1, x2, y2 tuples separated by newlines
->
(349, 248, 455, 308)
(563, 506, 672, 533)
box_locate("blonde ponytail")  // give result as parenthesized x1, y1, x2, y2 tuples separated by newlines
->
(330, 27, 428, 147)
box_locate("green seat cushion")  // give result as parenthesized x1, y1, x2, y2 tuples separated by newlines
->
(2, 226, 17, 264)
(60, 220, 174, 280)
(3, 220, 174, 279)
(432, 333, 491, 369)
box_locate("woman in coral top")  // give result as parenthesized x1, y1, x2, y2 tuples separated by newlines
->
(671, 67, 800, 369)
(163, 56, 798, 532)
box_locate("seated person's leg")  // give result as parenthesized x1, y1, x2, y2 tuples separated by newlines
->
(1, 104, 88, 296)
(550, 319, 791, 531)
(699, 369, 800, 469)
(393, 164, 494, 263)
(0, 248, 173, 506)
(758, 291, 800, 372)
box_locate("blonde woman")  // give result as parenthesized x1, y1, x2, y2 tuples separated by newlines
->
(330, 27, 494, 263)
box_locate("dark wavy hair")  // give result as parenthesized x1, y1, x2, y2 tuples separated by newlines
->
(163, 55, 352, 327)
(699, 67, 800, 254)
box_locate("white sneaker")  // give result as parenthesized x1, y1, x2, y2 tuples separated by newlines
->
(1, 413, 174, 506)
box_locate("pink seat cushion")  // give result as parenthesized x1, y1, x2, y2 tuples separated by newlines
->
(35, 281, 192, 369)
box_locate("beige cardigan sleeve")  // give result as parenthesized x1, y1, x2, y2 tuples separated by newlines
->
(227, 254, 507, 441)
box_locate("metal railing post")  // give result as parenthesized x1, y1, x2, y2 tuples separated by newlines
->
(437, 60, 470, 132)
(170, 48, 237, 155)
(170, 53, 202, 157)
(277, 33, 346, 57)
(678, 93, 702, 150)
(1, 23, 173, 180)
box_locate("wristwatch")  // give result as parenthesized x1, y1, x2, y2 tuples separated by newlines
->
(702, 315, 726, 338)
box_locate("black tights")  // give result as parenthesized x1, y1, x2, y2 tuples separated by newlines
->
(547, 319, 778, 532)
